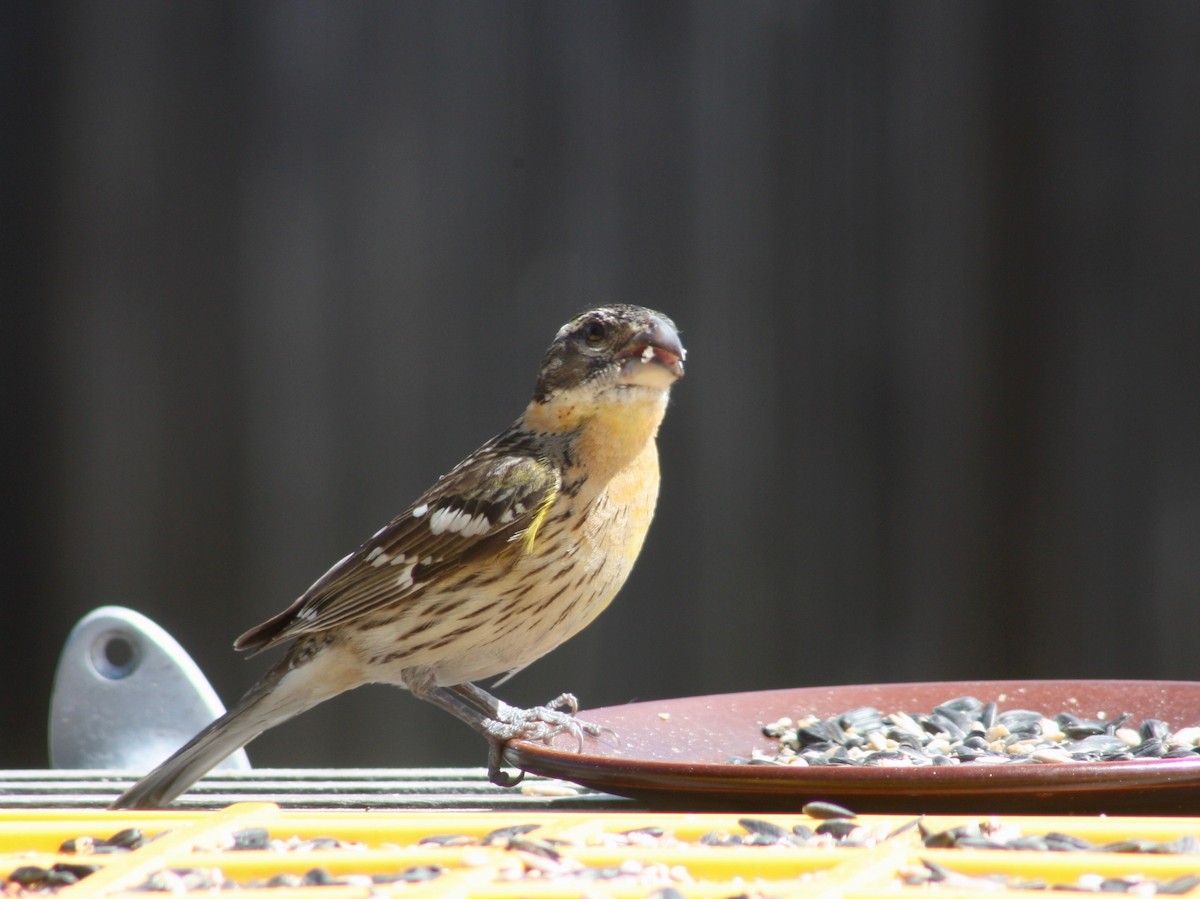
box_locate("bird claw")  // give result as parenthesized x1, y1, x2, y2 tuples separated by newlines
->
(487, 740, 525, 787)
(489, 698, 603, 749)
(482, 694, 607, 786)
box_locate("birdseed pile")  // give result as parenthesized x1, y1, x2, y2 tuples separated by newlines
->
(735, 694, 1200, 767)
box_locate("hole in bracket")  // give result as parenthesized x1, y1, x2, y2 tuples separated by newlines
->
(92, 631, 140, 680)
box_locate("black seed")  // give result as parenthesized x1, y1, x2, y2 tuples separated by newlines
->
(1133, 738, 1168, 758)
(945, 835, 989, 849)
(921, 859, 953, 882)
(1009, 835, 1052, 851)
(1164, 836, 1200, 853)
(888, 729, 925, 749)
(647, 889, 688, 899)
(1161, 875, 1200, 894)
(800, 751, 833, 766)
(792, 725, 829, 747)
(1044, 832, 1094, 852)
(922, 827, 964, 849)
(230, 827, 271, 851)
(997, 709, 1043, 733)
(1141, 719, 1170, 741)
(792, 824, 814, 840)
(738, 818, 792, 843)
(815, 819, 859, 839)
(822, 718, 848, 744)
(1099, 877, 1134, 892)
(303, 868, 336, 885)
(105, 827, 145, 850)
(933, 702, 976, 732)
(858, 750, 904, 766)
(803, 800, 856, 819)
(509, 836, 562, 860)
(483, 823, 540, 845)
(839, 706, 886, 733)
(825, 752, 857, 766)
(1100, 839, 1160, 853)
(1069, 734, 1132, 757)
(51, 863, 101, 880)
(941, 695, 986, 715)
(419, 833, 475, 847)
(8, 866, 49, 887)
(897, 744, 933, 763)
(979, 701, 998, 729)
(389, 865, 443, 883)
(620, 826, 665, 839)
(1057, 713, 1104, 740)
(925, 712, 967, 741)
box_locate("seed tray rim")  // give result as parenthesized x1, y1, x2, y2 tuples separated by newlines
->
(506, 678, 1200, 813)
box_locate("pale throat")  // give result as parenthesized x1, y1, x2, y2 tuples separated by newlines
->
(523, 385, 670, 482)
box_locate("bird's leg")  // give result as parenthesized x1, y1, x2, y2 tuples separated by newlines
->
(409, 678, 604, 786)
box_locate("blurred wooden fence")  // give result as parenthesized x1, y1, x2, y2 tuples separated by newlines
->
(2, 2, 1198, 769)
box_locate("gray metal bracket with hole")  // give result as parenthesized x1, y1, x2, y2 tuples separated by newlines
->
(49, 606, 250, 772)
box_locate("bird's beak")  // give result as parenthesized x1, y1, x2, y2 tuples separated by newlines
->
(618, 315, 686, 384)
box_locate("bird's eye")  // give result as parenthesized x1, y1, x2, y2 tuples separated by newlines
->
(582, 320, 607, 344)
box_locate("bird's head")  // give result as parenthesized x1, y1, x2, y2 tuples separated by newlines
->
(532, 305, 685, 406)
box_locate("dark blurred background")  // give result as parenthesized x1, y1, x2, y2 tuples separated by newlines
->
(3, 2, 1198, 770)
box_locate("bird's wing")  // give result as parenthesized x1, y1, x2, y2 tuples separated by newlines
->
(235, 449, 561, 654)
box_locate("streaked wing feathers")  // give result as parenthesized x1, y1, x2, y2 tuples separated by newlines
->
(234, 450, 560, 654)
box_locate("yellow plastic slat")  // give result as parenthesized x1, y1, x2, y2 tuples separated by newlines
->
(5, 806, 1200, 898)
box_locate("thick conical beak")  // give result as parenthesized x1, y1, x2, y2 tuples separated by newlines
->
(622, 315, 685, 382)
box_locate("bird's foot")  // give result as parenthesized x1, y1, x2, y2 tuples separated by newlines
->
(487, 694, 604, 748)
(481, 694, 609, 786)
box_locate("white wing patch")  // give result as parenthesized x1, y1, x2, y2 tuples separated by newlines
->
(366, 546, 391, 567)
(428, 505, 492, 537)
(394, 563, 415, 591)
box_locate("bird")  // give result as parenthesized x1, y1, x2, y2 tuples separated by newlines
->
(110, 304, 685, 809)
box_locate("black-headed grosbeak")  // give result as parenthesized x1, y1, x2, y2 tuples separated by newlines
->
(111, 304, 684, 808)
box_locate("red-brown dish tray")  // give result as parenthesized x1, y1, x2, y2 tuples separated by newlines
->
(505, 680, 1200, 813)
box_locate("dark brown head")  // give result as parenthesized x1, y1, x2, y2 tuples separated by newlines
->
(533, 305, 685, 404)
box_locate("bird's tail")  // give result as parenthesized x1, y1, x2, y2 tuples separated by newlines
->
(109, 655, 339, 809)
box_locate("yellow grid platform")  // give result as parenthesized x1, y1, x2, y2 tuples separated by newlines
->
(5, 803, 1200, 898)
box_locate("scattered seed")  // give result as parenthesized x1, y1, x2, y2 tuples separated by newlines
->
(8, 866, 51, 888)
(802, 800, 856, 819)
(229, 827, 271, 851)
(106, 828, 146, 850)
(301, 867, 335, 886)
(507, 836, 562, 861)
(374, 865, 443, 883)
(418, 833, 476, 847)
(738, 818, 793, 844)
(482, 823, 541, 845)
(815, 820, 860, 839)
